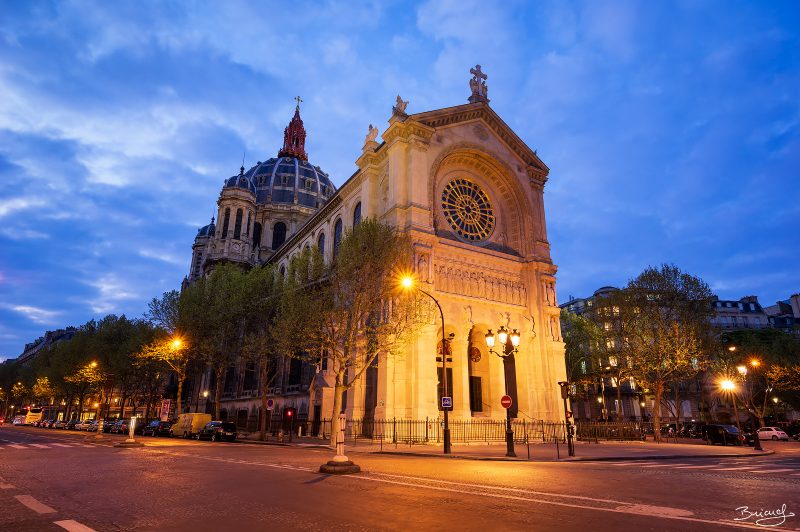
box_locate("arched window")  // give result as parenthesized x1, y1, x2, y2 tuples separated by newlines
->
(252, 222, 262, 250)
(317, 232, 325, 257)
(272, 222, 287, 250)
(333, 219, 343, 258)
(245, 212, 251, 237)
(353, 202, 362, 226)
(279, 265, 286, 276)
(221, 208, 231, 239)
(233, 208, 243, 240)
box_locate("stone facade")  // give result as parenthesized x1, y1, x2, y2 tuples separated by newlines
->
(186, 68, 568, 430)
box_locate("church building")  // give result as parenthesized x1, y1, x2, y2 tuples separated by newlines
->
(186, 67, 567, 432)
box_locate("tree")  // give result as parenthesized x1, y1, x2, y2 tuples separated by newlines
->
(136, 336, 189, 415)
(281, 219, 424, 445)
(241, 264, 284, 441)
(64, 361, 104, 419)
(32, 377, 55, 405)
(623, 264, 715, 441)
(723, 328, 800, 426)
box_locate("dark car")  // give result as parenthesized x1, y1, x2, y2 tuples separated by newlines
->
(142, 420, 172, 437)
(66, 419, 79, 430)
(704, 424, 742, 445)
(109, 419, 129, 434)
(196, 421, 237, 442)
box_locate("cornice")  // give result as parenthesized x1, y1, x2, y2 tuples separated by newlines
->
(411, 102, 549, 183)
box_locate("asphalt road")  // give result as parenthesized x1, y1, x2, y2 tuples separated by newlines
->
(0, 425, 798, 531)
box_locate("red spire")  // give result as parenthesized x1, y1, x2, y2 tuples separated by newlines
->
(278, 97, 308, 160)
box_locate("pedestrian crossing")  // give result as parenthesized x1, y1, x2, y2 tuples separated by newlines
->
(595, 458, 800, 479)
(0, 441, 93, 450)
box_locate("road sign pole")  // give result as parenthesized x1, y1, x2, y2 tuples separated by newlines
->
(558, 381, 575, 457)
(500, 394, 515, 457)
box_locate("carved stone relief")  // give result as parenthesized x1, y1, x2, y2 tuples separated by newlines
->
(434, 261, 526, 306)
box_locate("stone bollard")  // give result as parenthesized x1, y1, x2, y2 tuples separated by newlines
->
(319, 413, 360, 474)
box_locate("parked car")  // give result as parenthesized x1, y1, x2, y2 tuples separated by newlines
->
(109, 420, 129, 434)
(196, 421, 238, 442)
(169, 413, 212, 439)
(66, 419, 79, 430)
(12, 415, 26, 425)
(75, 419, 94, 431)
(757, 427, 790, 441)
(86, 420, 99, 432)
(142, 420, 172, 437)
(53, 419, 69, 429)
(704, 424, 742, 445)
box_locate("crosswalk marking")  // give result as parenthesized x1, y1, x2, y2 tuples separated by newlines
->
(29, 444, 50, 448)
(710, 466, 759, 471)
(50, 443, 74, 448)
(671, 465, 718, 469)
(8, 444, 25, 449)
(749, 468, 795, 474)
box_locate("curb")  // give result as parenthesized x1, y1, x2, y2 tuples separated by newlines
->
(358, 449, 775, 463)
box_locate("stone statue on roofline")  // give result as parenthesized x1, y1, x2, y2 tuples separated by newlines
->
(468, 64, 489, 103)
(393, 95, 409, 117)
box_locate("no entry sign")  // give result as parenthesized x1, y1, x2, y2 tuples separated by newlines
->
(500, 395, 513, 409)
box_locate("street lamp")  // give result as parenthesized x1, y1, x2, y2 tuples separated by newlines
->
(485, 325, 521, 458)
(400, 274, 451, 455)
(720, 378, 743, 445)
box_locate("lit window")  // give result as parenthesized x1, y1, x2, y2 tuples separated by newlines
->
(608, 356, 618, 367)
(580, 360, 587, 374)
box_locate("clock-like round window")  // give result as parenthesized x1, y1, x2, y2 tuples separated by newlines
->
(441, 177, 495, 242)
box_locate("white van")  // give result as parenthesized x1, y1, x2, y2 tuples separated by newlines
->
(169, 413, 211, 438)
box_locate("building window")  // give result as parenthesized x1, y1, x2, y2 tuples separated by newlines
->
(233, 208, 243, 240)
(245, 212, 251, 237)
(272, 222, 287, 250)
(252, 222, 262, 250)
(317, 232, 325, 257)
(603, 322, 612, 331)
(353, 202, 362, 226)
(608, 356, 618, 367)
(580, 360, 587, 374)
(333, 219, 343, 258)
(469, 376, 482, 413)
(221, 208, 230, 239)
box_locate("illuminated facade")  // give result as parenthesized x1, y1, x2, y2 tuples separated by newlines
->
(187, 67, 568, 429)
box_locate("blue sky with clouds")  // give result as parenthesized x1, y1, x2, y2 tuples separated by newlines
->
(1, 1, 798, 359)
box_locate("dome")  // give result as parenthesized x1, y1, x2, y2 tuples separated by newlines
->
(223, 173, 257, 195)
(196, 220, 215, 238)
(244, 157, 336, 208)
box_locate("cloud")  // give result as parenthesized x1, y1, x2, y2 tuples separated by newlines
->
(2, 304, 61, 324)
(84, 273, 140, 314)
(0, 197, 47, 218)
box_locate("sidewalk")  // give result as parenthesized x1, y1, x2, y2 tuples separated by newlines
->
(236, 433, 772, 462)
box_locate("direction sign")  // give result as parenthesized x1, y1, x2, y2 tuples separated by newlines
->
(441, 396, 452, 409)
(500, 395, 513, 409)
(266, 398, 275, 411)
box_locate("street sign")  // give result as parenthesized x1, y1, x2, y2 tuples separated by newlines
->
(441, 396, 452, 409)
(266, 399, 275, 411)
(500, 395, 512, 409)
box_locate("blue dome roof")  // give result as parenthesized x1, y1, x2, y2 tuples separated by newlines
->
(196, 221, 215, 238)
(223, 173, 257, 195)
(243, 157, 335, 207)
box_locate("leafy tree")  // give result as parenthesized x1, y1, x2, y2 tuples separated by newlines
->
(32, 377, 55, 405)
(623, 264, 715, 440)
(136, 336, 189, 415)
(64, 361, 104, 419)
(280, 219, 424, 445)
(241, 264, 284, 441)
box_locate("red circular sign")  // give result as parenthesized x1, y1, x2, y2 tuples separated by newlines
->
(500, 395, 512, 409)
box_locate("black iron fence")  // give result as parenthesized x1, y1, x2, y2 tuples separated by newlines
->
(306, 418, 569, 445)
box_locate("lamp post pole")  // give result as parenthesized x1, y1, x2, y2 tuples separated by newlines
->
(400, 275, 451, 454)
(420, 287, 451, 455)
(486, 326, 520, 458)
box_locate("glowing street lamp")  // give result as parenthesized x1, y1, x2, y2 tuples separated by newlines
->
(719, 378, 742, 443)
(400, 274, 452, 455)
(485, 326, 522, 458)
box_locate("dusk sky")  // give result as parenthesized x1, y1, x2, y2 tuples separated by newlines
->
(1, 1, 798, 359)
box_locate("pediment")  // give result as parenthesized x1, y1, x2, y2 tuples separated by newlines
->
(410, 103, 549, 179)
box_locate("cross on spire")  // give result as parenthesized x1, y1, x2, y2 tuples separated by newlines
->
(294, 95, 303, 109)
(278, 98, 308, 160)
(468, 64, 490, 104)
